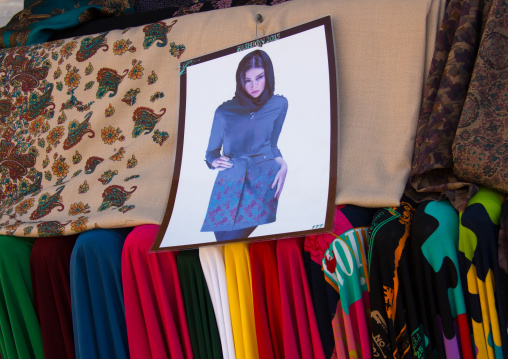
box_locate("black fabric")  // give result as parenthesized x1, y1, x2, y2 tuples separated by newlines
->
(134, 0, 195, 13)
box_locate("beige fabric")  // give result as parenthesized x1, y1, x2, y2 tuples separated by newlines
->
(0, 0, 445, 236)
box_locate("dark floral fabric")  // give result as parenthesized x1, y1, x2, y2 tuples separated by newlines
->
(0, 0, 135, 48)
(452, 0, 508, 194)
(406, 0, 490, 212)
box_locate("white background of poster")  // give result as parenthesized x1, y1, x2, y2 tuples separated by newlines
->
(160, 24, 333, 248)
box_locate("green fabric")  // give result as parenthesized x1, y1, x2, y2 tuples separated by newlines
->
(0, 0, 135, 48)
(177, 250, 223, 359)
(0, 235, 44, 359)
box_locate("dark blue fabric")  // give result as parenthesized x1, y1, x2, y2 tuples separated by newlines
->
(70, 228, 131, 359)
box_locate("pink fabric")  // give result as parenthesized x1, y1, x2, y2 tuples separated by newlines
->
(121, 225, 194, 359)
(277, 237, 325, 359)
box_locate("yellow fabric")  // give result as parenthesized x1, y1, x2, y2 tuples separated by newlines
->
(224, 242, 259, 359)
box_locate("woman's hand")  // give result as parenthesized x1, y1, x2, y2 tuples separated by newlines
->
(271, 157, 287, 199)
(212, 156, 233, 171)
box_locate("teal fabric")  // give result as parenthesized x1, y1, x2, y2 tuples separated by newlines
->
(0, 0, 135, 48)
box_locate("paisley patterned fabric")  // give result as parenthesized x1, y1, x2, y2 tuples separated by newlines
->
(406, 0, 489, 212)
(0, 0, 135, 49)
(0, 20, 183, 237)
(452, 0, 508, 194)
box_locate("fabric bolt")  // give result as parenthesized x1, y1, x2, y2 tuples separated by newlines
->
(407, 0, 487, 212)
(0, 0, 446, 239)
(0, 235, 44, 359)
(277, 237, 325, 359)
(70, 228, 131, 359)
(199, 245, 236, 359)
(134, 0, 195, 12)
(452, 0, 508, 194)
(121, 225, 194, 359)
(0, 0, 135, 48)
(458, 188, 508, 358)
(500, 199, 508, 330)
(30, 235, 77, 359)
(249, 240, 284, 359)
(411, 201, 473, 359)
(303, 204, 374, 358)
(177, 250, 223, 359)
(224, 242, 259, 359)
(322, 221, 371, 359)
(367, 198, 417, 359)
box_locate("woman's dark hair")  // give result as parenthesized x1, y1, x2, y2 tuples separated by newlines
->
(234, 50, 275, 111)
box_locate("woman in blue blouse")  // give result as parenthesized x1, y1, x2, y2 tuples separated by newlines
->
(201, 50, 288, 241)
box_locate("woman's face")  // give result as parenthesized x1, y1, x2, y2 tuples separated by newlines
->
(243, 67, 266, 98)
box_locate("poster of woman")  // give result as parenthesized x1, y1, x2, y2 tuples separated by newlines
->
(153, 17, 337, 251)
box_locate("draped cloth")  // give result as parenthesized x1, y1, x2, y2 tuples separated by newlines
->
(121, 225, 194, 359)
(30, 235, 77, 359)
(224, 242, 259, 359)
(406, 0, 489, 211)
(277, 237, 325, 359)
(0, 235, 44, 359)
(250, 240, 284, 359)
(177, 250, 223, 359)
(199, 245, 236, 359)
(70, 228, 131, 359)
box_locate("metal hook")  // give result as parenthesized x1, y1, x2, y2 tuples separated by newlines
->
(255, 14, 264, 47)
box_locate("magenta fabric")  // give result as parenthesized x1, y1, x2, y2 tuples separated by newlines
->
(30, 236, 77, 359)
(121, 225, 194, 359)
(250, 240, 284, 359)
(277, 237, 325, 359)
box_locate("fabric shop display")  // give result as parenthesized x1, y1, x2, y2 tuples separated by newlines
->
(250, 240, 284, 359)
(452, 0, 508, 194)
(410, 201, 473, 358)
(407, 0, 491, 212)
(30, 235, 77, 359)
(0, 0, 446, 239)
(177, 250, 223, 359)
(121, 225, 194, 359)
(70, 228, 131, 359)
(277, 237, 325, 359)
(303, 205, 373, 358)
(0, 235, 43, 359)
(367, 198, 417, 359)
(458, 187, 508, 358)
(0, 0, 135, 48)
(224, 242, 259, 359)
(199, 245, 236, 359)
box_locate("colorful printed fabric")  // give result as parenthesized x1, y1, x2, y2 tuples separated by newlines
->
(224, 242, 259, 359)
(177, 249, 223, 359)
(0, 235, 44, 359)
(406, 0, 487, 212)
(0, 0, 135, 48)
(30, 235, 77, 359)
(322, 217, 371, 359)
(250, 240, 284, 359)
(499, 199, 508, 331)
(70, 228, 131, 359)
(367, 198, 416, 359)
(277, 237, 325, 359)
(303, 205, 373, 358)
(199, 245, 236, 359)
(458, 188, 508, 358)
(0, 19, 183, 237)
(121, 225, 194, 359)
(410, 201, 473, 359)
(452, 0, 508, 194)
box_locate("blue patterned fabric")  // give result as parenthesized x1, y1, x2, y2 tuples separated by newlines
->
(70, 228, 131, 359)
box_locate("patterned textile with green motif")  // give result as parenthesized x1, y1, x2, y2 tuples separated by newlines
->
(0, 0, 135, 48)
(0, 19, 184, 237)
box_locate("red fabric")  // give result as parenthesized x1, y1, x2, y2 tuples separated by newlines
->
(121, 225, 194, 359)
(456, 313, 474, 359)
(250, 240, 284, 359)
(277, 237, 326, 359)
(30, 236, 77, 359)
